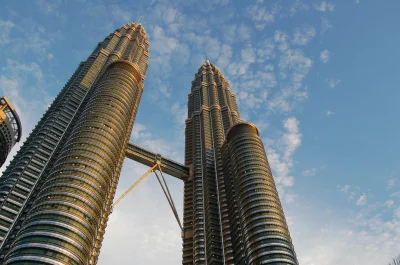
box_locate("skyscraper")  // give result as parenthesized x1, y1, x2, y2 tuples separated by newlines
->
(182, 60, 298, 264)
(0, 22, 150, 264)
(0, 96, 22, 167)
(0, 22, 297, 265)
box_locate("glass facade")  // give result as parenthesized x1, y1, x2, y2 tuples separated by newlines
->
(221, 123, 298, 265)
(183, 60, 242, 265)
(0, 23, 149, 264)
(183, 62, 298, 265)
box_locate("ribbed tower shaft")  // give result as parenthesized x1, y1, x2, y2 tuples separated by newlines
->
(0, 22, 149, 265)
(183, 60, 241, 265)
(183, 61, 298, 265)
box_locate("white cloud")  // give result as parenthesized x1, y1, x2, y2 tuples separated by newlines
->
(268, 48, 312, 112)
(384, 200, 395, 208)
(163, 8, 178, 23)
(256, 40, 275, 62)
(237, 24, 252, 40)
(2, 59, 43, 83)
(396, 207, 400, 219)
(0, 20, 14, 45)
(274, 30, 288, 43)
(267, 148, 294, 187)
(327, 110, 334, 116)
(170, 102, 187, 127)
(356, 194, 367, 206)
(131, 123, 151, 140)
(241, 45, 256, 64)
(340, 185, 351, 193)
(282, 127, 302, 159)
(302, 168, 317, 176)
(291, 201, 400, 265)
(159, 84, 171, 98)
(314, 1, 335, 12)
(152, 26, 178, 55)
(321, 15, 333, 33)
(99, 160, 184, 265)
(292, 26, 316, 45)
(320, 49, 330, 63)
(266, 117, 302, 190)
(387, 178, 396, 189)
(36, 0, 62, 15)
(326, 78, 341, 88)
(216, 44, 232, 67)
(247, 2, 279, 29)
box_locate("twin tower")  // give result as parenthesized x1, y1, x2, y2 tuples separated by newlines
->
(0, 23, 298, 264)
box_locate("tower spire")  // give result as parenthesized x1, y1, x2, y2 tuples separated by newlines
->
(139, 16, 144, 24)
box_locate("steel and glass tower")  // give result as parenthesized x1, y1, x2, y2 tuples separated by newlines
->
(182, 60, 298, 264)
(0, 97, 22, 168)
(0, 21, 297, 264)
(0, 22, 150, 264)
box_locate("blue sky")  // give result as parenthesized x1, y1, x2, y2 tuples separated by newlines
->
(1, 0, 400, 264)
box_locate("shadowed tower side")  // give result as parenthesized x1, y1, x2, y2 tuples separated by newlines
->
(183, 60, 242, 265)
(182, 61, 298, 264)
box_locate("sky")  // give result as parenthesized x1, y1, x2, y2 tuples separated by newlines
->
(0, 0, 400, 264)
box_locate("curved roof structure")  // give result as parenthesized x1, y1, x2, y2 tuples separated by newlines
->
(0, 96, 22, 142)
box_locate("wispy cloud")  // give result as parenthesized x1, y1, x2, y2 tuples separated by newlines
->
(356, 194, 367, 206)
(283, 117, 302, 160)
(314, 1, 335, 12)
(268, 47, 311, 112)
(327, 110, 334, 116)
(247, 1, 280, 29)
(170, 102, 187, 128)
(35, 0, 67, 23)
(340, 184, 351, 193)
(387, 178, 396, 189)
(320, 49, 330, 63)
(36, 0, 62, 15)
(292, 26, 316, 45)
(326, 77, 341, 88)
(395, 207, 400, 218)
(265, 117, 302, 198)
(321, 15, 333, 33)
(0, 20, 14, 45)
(384, 200, 395, 208)
(302, 168, 317, 176)
(292, 198, 400, 265)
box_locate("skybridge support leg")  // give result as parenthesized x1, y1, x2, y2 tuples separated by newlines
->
(112, 163, 183, 230)
(113, 164, 157, 207)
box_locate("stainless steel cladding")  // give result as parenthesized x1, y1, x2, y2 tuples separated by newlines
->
(0, 23, 149, 265)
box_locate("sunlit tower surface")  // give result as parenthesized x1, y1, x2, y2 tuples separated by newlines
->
(0, 22, 151, 264)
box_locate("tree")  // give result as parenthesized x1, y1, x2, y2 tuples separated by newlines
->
(388, 255, 400, 265)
